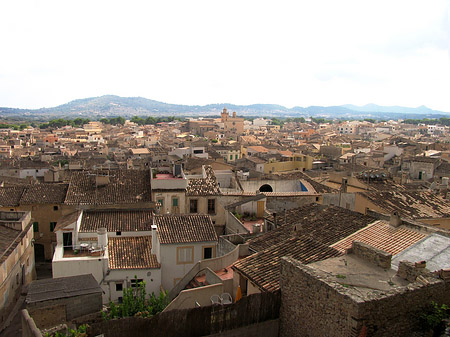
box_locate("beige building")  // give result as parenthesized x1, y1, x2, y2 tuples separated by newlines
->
(263, 153, 313, 174)
(0, 184, 70, 261)
(220, 108, 244, 135)
(0, 211, 35, 328)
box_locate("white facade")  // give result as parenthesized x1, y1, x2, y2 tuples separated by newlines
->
(104, 269, 162, 303)
(158, 242, 217, 291)
(169, 147, 209, 159)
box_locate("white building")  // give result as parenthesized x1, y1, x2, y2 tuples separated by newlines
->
(152, 214, 218, 291)
(52, 210, 217, 303)
(169, 146, 208, 159)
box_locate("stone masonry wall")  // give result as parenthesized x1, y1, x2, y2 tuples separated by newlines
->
(357, 278, 450, 336)
(27, 293, 102, 329)
(352, 241, 392, 269)
(279, 257, 360, 337)
(279, 256, 450, 337)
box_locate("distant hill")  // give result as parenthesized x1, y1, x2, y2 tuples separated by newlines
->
(0, 95, 448, 120)
(342, 104, 440, 115)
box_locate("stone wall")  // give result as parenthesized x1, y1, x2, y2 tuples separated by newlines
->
(27, 293, 102, 329)
(267, 195, 316, 211)
(280, 257, 360, 337)
(21, 309, 42, 337)
(352, 241, 392, 269)
(279, 256, 450, 337)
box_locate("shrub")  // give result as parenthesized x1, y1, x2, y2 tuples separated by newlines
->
(102, 276, 169, 320)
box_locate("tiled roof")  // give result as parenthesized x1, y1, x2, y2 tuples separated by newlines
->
(361, 191, 450, 219)
(155, 214, 218, 244)
(0, 221, 32, 264)
(26, 274, 102, 303)
(80, 210, 153, 233)
(256, 204, 377, 251)
(186, 165, 221, 196)
(0, 186, 25, 206)
(232, 204, 377, 292)
(65, 169, 152, 205)
(108, 236, 160, 270)
(233, 236, 341, 292)
(247, 146, 269, 153)
(0, 225, 21, 261)
(331, 220, 428, 255)
(20, 184, 69, 204)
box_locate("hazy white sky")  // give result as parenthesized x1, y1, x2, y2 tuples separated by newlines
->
(1, 0, 449, 111)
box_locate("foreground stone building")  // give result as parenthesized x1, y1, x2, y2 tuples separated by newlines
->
(279, 242, 450, 337)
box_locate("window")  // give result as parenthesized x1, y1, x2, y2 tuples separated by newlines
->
(33, 222, 39, 232)
(116, 231, 122, 236)
(203, 247, 213, 259)
(130, 278, 144, 287)
(235, 155, 238, 160)
(157, 199, 164, 207)
(207, 199, 216, 214)
(177, 246, 194, 264)
(50, 222, 57, 232)
(190, 199, 198, 213)
(116, 283, 123, 292)
(118, 297, 123, 303)
(230, 155, 233, 161)
(172, 198, 178, 207)
(53, 206, 59, 211)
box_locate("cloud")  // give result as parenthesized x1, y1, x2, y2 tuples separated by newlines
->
(0, 0, 449, 111)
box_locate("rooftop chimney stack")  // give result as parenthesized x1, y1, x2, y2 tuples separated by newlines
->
(342, 177, 348, 193)
(390, 211, 402, 227)
(97, 227, 108, 249)
(151, 224, 157, 255)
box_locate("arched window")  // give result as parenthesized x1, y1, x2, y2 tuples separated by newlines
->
(259, 184, 273, 192)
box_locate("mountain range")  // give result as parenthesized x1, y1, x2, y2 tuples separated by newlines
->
(0, 95, 448, 120)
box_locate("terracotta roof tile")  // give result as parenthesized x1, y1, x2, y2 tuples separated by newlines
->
(80, 210, 153, 233)
(233, 237, 341, 292)
(232, 205, 377, 292)
(255, 204, 377, 251)
(65, 170, 152, 205)
(0, 186, 25, 206)
(361, 191, 450, 219)
(186, 166, 221, 196)
(20, 184, 69, 204)
(108, 236, 160, 270)
(155, 214, 217, 244)
(331, 220, 428, 255)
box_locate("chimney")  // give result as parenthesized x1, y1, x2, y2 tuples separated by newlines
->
(342, 177, 348, 193)
(232, 111, 236, 118)
(151, 224, 158, 257)
(97, 227, 108, 249)
(390, 211, 402, 227)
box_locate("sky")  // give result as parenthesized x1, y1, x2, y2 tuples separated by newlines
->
(0, 0, 449, 111)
